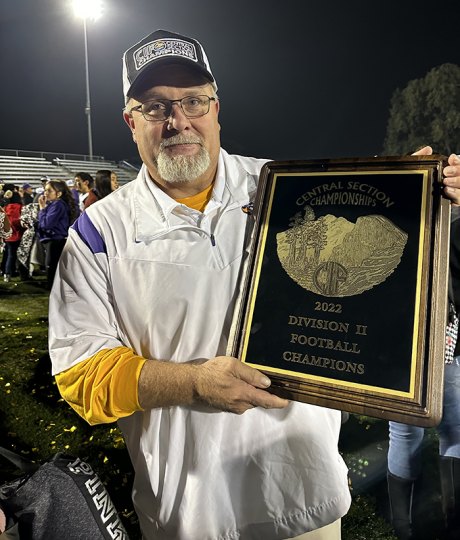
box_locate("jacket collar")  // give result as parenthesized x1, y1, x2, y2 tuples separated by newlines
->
(132, 149, 257, 242)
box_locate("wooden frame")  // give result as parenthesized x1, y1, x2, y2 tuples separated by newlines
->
(230, 155, 450, 426)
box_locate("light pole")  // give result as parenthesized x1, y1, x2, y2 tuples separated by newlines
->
(72, 0, 103, 160)
(82, 17, 93, 159)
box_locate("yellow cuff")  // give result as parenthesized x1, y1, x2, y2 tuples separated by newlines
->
(55, 347, 146, 425)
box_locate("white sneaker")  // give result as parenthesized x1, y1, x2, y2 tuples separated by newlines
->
(3, 274, 10, 282)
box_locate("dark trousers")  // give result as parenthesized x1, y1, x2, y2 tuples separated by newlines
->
(42, 238, 67, 290)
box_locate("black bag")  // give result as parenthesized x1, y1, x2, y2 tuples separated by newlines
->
(0, 447, 129, 540)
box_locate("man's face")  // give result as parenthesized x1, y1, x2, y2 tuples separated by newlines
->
(75, 176, 89, 193)
(123, 65, 221, 190)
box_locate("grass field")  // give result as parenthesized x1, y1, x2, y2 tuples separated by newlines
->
(1, 276, 446, 539)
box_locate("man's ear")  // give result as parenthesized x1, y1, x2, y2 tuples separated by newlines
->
(214, 99, 221, 132)
(123, 110, 137, 143)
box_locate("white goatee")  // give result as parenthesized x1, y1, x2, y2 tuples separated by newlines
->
(156, 134, 211, 184)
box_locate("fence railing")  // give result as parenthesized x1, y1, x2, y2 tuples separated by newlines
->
(0, 148, 106, 161)
(119, 160, 140, 171)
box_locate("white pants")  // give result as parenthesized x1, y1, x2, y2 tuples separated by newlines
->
(287, 519, 341, 540)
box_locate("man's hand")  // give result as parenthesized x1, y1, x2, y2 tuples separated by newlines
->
(442, 154, 460, 205)
(194, 356, 289, 414)
(411, 146, 460, 205)
(138, 355, 289, 413)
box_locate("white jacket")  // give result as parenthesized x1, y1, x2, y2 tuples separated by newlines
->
(49, 149, 351, 540)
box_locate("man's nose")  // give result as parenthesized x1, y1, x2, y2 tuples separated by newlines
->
(166, 102, 191, 132)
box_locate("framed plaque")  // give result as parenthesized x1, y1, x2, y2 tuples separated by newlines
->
(230, 155, 450, 426)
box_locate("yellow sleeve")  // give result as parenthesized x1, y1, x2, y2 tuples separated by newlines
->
(55, 346, 146, 425)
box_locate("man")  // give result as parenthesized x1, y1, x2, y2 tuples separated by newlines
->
(49, 29, 349, 540)
(74, 171, 98, 210)
(33, 177, 50, 203)
(66, 178, 80, 207)
(21, 183, 34, 205)
(48, 29, 460, 540)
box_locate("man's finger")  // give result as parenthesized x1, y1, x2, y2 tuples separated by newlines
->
(448, 153, 460, 167)
(443, 186, 460, 206)
(411, 145, 433, 156)
(233, 360, 273, 389)
(251, 388, 290, 409)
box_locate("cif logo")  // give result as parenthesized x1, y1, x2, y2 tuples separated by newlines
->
(313, 261, 348, 296)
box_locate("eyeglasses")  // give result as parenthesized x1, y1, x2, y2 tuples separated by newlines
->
(128, 95, 217, 122)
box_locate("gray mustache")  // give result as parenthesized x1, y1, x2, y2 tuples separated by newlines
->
(161, 136, 202, 149)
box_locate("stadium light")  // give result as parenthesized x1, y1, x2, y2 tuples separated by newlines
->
(72, 0, 103, 159)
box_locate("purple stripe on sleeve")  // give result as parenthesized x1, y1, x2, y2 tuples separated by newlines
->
(72, 212, 107, 254)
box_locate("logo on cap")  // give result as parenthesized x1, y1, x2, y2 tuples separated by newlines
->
(133, 38, 198, 71)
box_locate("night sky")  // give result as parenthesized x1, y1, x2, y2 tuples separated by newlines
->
(1, 0, 459, 165)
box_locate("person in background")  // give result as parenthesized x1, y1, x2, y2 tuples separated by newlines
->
(33, 177, 50, 203)
(3, 189, 23, 282)
(0, 206, 11, 239)
(37, 180, 79, 289)
(74, 172, 98, 211)
(1, 184, 19, 207)
(21, 183, 34, 205)
(0, 206, 12, 265)
(1, 184, 15, 276)
(110, 171, 119, 191)
(0, 204, 11, 275)
(95, 170, 115, 200)
(387, 164, 460, 540)
(66, 179, 80, 207)
(17, 200, 41, 280)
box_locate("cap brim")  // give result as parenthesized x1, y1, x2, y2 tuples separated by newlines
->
(127, 56, 215, 99)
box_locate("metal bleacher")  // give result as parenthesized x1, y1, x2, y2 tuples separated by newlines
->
(53, 157, 137, 186)
(0, 149, 139, 191)
(0, 155, 68, 187)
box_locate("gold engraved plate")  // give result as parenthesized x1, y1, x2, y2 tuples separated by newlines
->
(276, 208, 408, 297)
